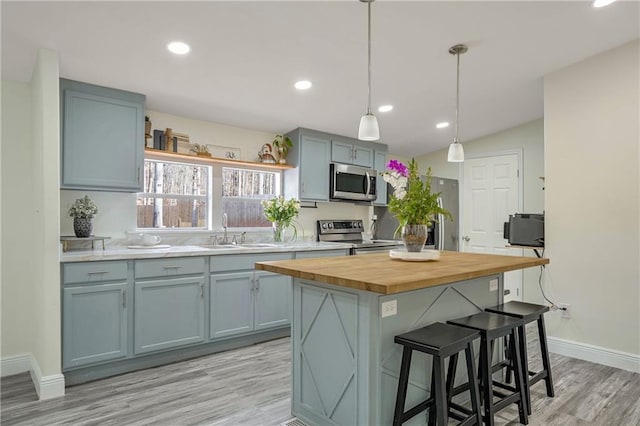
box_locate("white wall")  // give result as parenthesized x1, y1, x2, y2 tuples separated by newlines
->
(544, 40, 639, 359)
(1, 81, 37, 359)
(414, 119, 546, 302)
(61, 111, 374, 240)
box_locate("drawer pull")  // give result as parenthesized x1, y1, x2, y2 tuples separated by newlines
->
(163, 266, 181, 270)
(122, 289, 126, 308)
(87, 271, 108, 275)
(200, 283, 204, 299)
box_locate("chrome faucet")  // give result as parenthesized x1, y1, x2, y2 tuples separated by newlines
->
(222, 213, 229, 244)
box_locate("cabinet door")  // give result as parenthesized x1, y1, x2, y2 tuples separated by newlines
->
(331, 140, 354, 164)
(254, 271, 292, 331)
(60, 79, 144, 192)
(373, 150, 388, 206)
(134, 276, 205, 354)
(353, 145, 374, 168)
(63, 282, 128, 369)
(299, 135, 330, 201)
(210, 272, 254, 339)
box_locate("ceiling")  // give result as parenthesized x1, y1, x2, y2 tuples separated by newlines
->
(2, 1, 639, 157)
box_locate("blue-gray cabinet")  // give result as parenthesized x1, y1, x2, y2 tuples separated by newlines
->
(62, 261, 129, 370)
(209, 253, 293, 340)
(133, 256, 206, 354)
(60, 78, 145, 192)
(63, 282, 128, 369)
(331, 138, 374, 168)
(373, 150, 388, 206)
(284, 128, 331, 202)
(254, 271, 292, 330)
(134, 276, 205, 354)
(209, 272, 254, 339)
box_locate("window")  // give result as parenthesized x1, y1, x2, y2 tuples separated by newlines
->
(137, 160, 211, 228)
(222, 167, 280, 227)
(137, 160, 281, 229)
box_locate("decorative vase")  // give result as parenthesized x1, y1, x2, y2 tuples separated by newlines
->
(272, 221, 286, 242)
(74, 217, 93, 238)
(401, 224, 427, 252)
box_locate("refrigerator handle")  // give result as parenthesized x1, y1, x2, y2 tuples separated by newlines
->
(437, 197, 444, 250)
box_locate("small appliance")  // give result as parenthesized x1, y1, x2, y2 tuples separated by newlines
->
(503, 213, 544, 247)
(330, 163, 377, 202)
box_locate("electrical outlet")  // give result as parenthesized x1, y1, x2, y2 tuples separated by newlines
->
(381, 300, 397, 318)
(489, 279, 498, 292)
(559, 303, 570, 319)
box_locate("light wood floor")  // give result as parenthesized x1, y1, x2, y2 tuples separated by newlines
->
(2, 331, 639, 426)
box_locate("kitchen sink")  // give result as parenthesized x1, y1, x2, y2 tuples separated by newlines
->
(198, 245, 241, 250)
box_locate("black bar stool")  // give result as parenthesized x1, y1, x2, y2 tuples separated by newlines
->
(485, 301, 555, 414)
(393, 322, 482, 426)
(447, 312, 528, 426)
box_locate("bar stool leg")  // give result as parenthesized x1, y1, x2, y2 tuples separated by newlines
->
(445, 353, 459, 409)
(464, 342, 482, 426)
(510, 329, 529, 425)
(517, 325, 532, 415)
(504, 335, 513, 384)
(428, 371, 436, 426)
(393, 347, 413, 426)
(432, 355, 448, 426)
(537, 315, 555, 397)
(480, 336, 495, 426)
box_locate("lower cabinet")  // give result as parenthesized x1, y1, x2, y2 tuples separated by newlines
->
(62, 282, 128, 369)
(254, 271, 292, 330)
(209, 270, 291, 339)
(134, 276, 205, 354)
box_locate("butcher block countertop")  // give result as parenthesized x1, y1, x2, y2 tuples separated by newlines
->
(255, 250, 549, 295)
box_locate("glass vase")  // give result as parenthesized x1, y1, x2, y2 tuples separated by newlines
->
(401, 224, 427, 252)
(272, 221, 286, 243)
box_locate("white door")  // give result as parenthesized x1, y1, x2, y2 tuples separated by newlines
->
(462, 154, 522, 301)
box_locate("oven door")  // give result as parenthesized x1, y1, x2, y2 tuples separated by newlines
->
(330, 163, 376, 202)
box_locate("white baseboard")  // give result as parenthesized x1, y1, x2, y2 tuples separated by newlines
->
(1, 353, 65, 400)
(1, 353, 32, 377)
(548, 336, 640, 373)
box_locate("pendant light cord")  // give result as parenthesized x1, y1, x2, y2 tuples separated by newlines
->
(455, 50, 460, 143)
(367, 0, 372, 114)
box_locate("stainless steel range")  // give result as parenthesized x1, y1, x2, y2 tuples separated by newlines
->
(317, 220, 403, 255)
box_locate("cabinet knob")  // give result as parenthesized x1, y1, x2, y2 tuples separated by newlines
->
(463, 235, 470, 242)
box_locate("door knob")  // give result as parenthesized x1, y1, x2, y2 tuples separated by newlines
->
(463, 235, 470, 242)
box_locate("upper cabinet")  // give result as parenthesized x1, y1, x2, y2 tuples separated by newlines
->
(331, 138, 373, 168)
(373, 150, 388, 206)
(284, 128, 388, 204)
(60, 79, 145, 192)
(284, 129, 331, 202)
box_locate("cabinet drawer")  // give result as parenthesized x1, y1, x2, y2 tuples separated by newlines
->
(295, 249, 349, 259)
(135, 257, 205, 279)
(210, 253, 292, 273)
(63, 261, 128, 284)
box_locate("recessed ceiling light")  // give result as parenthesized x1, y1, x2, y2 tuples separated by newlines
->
(436, 122, 450, 129)
(378, 105, 393, 113)
(167, 41, 190, 55)
(294, 80, 312, 90)
(593, 0, 616, 7)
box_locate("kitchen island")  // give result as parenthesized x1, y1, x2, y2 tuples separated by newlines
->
(256, 251, 548, 426)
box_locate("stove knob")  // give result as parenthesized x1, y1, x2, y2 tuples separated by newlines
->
(327, 223, 334, 229)
(321, 223, 327, 229)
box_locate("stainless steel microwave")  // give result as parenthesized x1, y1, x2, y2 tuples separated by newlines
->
(330, 163, 377, 202)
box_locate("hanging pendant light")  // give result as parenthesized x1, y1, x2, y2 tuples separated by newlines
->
(358, 0, 380, 141)
(447, 44, 468, 162)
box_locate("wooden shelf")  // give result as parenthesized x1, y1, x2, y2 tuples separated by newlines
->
(144, 148, 294, 170)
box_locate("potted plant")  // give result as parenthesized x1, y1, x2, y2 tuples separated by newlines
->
(261, 196, 300, 242)
(272, 134, 293, 164)
(68, 195, 98, 238)
(382, 159, 451, 252)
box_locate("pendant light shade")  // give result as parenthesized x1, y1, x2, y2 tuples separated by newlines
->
(358, 0, 380, 141)
(447, 44, 468, 163)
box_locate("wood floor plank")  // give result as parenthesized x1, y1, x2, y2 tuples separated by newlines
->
(2, 333, 639, 426)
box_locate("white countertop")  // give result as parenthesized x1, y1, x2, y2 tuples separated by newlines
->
(60, 241, 352, 262)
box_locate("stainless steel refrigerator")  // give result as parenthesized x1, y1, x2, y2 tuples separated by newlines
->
(373, 176, 460, 251)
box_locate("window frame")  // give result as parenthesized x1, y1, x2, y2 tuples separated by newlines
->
(137, 156, 283, 232)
